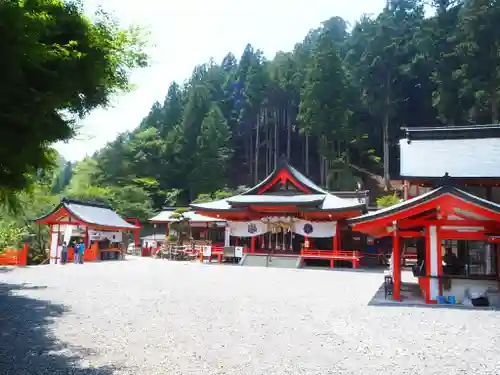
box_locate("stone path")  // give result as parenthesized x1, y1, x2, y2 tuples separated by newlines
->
(1, 258, 500, 374)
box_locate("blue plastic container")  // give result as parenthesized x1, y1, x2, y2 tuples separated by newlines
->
(437, 296, 446, 304)
(447, 296, 456, 305)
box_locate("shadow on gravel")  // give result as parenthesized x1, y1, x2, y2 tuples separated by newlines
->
(0, 267, 14, 273)
(0, 282, 121, 375)
(368, 282, 500, 311)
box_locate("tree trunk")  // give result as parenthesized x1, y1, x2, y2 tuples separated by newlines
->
(254, 111, 260, 184)
(325, 158, 329, 189)
(274, 108, 278, 168)
(491, 88, 498, 124)
(249, 122, 253, 182)
(319, 154, 324, 187)
(383, 74, 391, 191)
(305, 134, 310, 176)
(286, 107, 291, 160)
(265, 110, 269, 176)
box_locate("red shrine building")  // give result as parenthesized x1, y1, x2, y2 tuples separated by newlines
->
(191, 156, 369, 268)
(349, 125, 500, 306)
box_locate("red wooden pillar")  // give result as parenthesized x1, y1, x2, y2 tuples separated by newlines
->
(333, 221, 341, 251)
(84, 227, 89, 248)
(251, 236, 256, 253)
(393, 225, 401, 301)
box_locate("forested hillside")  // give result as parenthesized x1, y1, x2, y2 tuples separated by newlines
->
(67, 0, 500, 210)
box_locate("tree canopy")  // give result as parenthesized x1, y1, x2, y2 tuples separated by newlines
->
(77, 0, 499, 210)
(0, 0, 148, 200)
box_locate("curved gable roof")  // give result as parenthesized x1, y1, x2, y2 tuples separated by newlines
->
(347, 186, 500, 226)
(35, 198, 138, 230)
(242, 155, 326, 195)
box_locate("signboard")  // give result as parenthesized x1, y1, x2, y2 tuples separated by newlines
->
(235, 246, 244, 258)
(88, 230, 122, 242)
(202, 246, 212, 257)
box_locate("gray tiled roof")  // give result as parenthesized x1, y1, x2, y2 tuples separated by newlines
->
(191, 193, 366, 212)
(35, 199, 138, 229)
(399, 138, 500, 178)
(227, 194, 326, 205)
(149, 210, 226, 222)
(63, 201, 138, 229)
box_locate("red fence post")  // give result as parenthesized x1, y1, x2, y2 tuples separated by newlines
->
(17, 244, 28, 266)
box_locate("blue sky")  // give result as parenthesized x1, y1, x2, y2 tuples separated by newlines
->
(55, 0, 387, 161)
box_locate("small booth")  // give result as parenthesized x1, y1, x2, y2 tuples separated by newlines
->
(348, 184, 500, 306)
(35, 198, 140, 264)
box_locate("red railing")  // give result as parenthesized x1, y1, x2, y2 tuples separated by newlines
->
(300, 249, 362, 269)
(0, 244, 28, 266)
(300, 249, 361, 257)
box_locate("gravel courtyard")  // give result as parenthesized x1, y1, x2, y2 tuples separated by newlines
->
(1, 257, 500, 375)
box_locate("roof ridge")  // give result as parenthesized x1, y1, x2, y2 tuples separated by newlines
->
(61, 197, 112, 209)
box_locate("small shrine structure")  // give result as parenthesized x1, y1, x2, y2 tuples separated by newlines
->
(35, 198, 140, 263)
(350, 125, 500, 306)
(190, 156, 368, 267)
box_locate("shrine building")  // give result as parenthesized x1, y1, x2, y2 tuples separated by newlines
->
(191, 155, 369, 268)
(349, 125, 500, 306)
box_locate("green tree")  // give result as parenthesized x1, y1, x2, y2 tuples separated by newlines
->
(298, 30, 352, 187)
(0, 0, 148, 202)
(455, 0, 500, 123)
(191, 105, 232, 195)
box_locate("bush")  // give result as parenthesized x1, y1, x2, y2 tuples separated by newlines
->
(376, 194, 401, 208)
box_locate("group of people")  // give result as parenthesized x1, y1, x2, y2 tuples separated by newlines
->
(60, 239, 85, 265)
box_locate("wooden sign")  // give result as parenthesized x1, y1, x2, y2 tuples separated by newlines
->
(202, 246, 212, 257)
(235, 246, 244, 258)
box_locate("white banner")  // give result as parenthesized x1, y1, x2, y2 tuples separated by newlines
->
(229, 221, 268, 237)
(63, 225, 73, 245)
(292, 220, 336, 238)
(224, 226, 231, 246)
(235, 246, 244, 258)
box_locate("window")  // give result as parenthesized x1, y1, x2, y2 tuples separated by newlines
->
(441, 240, 497, 277)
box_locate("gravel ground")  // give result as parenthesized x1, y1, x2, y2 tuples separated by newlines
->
(1, 257, 500, 375)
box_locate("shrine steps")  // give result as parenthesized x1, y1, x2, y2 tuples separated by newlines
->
(239, 254, 302, 269)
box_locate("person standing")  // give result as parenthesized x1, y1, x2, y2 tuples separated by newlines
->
(61, 241, 68, 265)
(79, 240, 85, 264)
(73, 240, 80, 264)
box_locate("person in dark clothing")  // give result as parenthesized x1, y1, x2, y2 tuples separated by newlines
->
(78, 239, 85, 264)
(61, 241, 68, 264)
(443, 248, 460, 274)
